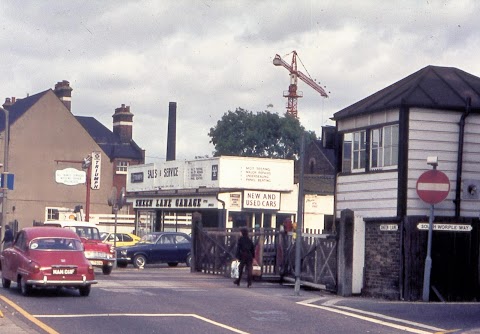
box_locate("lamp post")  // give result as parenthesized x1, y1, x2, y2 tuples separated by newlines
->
(82, 155, 92, 222)
(0, 107, 9, 249)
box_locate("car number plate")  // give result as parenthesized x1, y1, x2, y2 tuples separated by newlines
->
(53, 268, 76, 275)
(89, 260, 103, 266)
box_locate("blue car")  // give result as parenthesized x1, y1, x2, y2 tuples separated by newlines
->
(116, 232, 192, 269)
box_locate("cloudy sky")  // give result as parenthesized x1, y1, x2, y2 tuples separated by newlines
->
(1, 1, 478, 162)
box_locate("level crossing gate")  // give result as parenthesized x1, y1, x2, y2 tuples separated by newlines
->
(191, 224, 338, 292)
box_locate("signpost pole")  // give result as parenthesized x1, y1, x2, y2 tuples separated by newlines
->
(416, 157, 450, 303)
(422, 204, 434, 302)
(0, 107, 9, 251)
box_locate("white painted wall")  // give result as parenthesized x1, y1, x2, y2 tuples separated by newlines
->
(406, 108, 461, 217)
(336, 171, 398, 218)
(352, 215, 365, 294)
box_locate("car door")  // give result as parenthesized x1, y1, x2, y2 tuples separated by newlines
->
(6, 232, 27, 280)
(151, 234, 176, 263)
(173, 234, 191, 262)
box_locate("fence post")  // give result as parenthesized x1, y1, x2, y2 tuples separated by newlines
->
(337, 209, 354, 296)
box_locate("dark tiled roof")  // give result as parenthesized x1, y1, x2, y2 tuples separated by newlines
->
(333, 65, 480, 120)
(312, 139, 335, 172)
(0, 90, 49, 131)
(295, 174, 335, 195)
(76, 116, 144, 160)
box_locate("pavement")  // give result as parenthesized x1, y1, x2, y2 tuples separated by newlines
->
(0, 309, 41, 334)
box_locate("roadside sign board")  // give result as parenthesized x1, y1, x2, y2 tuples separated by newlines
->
(416, 170, 450, 204)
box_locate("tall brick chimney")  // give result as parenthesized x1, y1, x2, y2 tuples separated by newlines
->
(166, 102, 176, 161)
(113, 104, 134, 143)
(2, 97, 16, 111)
(54, 80, 73, 111)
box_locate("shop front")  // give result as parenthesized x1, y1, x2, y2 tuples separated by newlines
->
(126, 156, 297, 235)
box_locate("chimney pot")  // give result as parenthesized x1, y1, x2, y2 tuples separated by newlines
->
(54, 80, 73, 112)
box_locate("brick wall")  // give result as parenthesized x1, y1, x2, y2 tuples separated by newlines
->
(363, 221, 401, 299)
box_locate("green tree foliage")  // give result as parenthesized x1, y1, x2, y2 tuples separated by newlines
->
(208, 108, 317, 159)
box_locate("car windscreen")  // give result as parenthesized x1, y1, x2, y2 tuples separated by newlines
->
(65, 226, 102, 240)
(30, 237, 83, 251)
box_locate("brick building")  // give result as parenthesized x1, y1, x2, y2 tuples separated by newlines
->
(0, 81, 144, 231)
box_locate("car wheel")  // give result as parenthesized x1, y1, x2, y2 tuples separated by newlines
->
(185, 254, 192, 268)
(102, 265, 113, 275)
(2, 277, 11, 289)
(79, 285, 91, 297)
(18, 276, 32, 296)
(133, 254, 146, 269)
(116, 262, 128, 268)
(167, 262, 178, 267)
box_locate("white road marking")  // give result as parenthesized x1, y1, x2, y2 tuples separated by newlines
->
(297, 298, 447, 334)
(34, 313, 250, 334)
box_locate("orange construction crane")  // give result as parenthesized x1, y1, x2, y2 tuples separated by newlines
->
(273, 50, 328, 118)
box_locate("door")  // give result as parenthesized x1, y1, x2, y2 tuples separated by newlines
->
(151, 234, 176, 263)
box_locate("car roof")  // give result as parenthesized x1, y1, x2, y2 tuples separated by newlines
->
(43, 220, 98, 228)
(22, 227, 81, 239)
(146, 232, 190, 238)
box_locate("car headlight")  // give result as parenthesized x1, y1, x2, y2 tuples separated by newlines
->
(120, 250, 127, 256)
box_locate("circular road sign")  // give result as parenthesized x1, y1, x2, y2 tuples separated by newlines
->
(416, 170, 450, 204)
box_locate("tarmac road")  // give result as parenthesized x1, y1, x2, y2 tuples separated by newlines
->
(1, 265, 480, 334)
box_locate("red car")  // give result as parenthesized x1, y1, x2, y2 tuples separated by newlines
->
(0, 227, 97, 296)
(43, 221, 116, 275)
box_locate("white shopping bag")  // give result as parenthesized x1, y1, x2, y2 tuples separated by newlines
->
(230, 260, 239, 279)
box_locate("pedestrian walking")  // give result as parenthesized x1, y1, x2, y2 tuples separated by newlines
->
(2, 225, 14, 250)
(234, 227, 255, 288)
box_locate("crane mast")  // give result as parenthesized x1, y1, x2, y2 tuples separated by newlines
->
(273, 51, 328, 118)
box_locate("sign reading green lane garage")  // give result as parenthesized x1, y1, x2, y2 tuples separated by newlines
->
(133, 196, 218, 209)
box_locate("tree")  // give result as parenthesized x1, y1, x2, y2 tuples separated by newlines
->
(208, 108, 316, 159)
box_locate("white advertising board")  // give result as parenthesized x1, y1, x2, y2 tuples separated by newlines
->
(158, 160, 184, 189)
(243, 190, 280, 210)
(127, 156, 294, 193)
(90, 151, 101, 190)
(127, 163, 159, 192)
(183, 159, 220, 189)
(218, 157, 293, 191)
(55, 168, 86, 186)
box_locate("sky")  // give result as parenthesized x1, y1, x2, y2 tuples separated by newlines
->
(1, 1, 479, 163)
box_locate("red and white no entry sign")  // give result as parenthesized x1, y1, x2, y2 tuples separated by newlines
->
(416, 170, 450, 204)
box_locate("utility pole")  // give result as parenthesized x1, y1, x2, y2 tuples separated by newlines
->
(0, 107, 9, 250)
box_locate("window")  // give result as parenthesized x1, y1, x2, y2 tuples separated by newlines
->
(342, 124, 398, 173)
(116, 161, 129, 174)
(342, 131, 366, 172)
(46, 208, 59, 220)
(370, 125, 399, 169)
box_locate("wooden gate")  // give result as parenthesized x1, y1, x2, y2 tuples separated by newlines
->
(191, 224, 337, 292)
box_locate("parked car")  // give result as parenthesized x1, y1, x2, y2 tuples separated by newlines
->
(43, 221, 116, 275)
(0, 227, 97, 296)
(100, 232, 141, 247)
(116, 232, 192, 269)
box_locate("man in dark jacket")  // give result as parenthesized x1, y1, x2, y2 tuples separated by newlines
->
(234, 227, 255, 287)
(2, 225, 14, 250)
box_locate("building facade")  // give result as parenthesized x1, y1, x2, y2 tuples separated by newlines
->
(332, 65, 480, 301)
(0, 81, 144, 232)
(127, 156, 298, 236)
